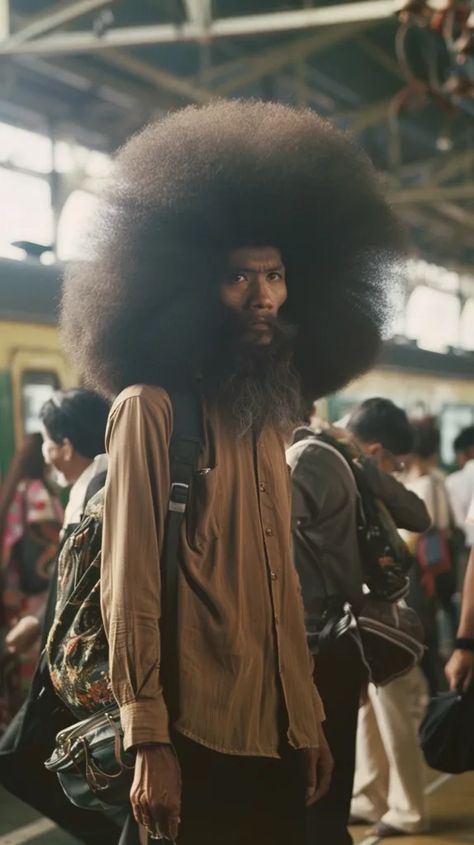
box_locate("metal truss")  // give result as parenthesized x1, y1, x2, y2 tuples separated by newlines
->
(0, 0, 403, 55)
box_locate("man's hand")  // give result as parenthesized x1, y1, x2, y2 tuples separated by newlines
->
(5, 616, 40, 655)
(445, 649, 474, 692)
(300, 729, 334, 807)
(131, 745, 181, 840)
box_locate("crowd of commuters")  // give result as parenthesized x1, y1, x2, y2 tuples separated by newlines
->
(0, 100, 473, 845)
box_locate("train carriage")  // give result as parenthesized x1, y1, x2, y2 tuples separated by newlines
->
(0, 258, 75, 481)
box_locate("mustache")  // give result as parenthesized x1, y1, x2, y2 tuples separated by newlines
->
(220, 308, 296, 349)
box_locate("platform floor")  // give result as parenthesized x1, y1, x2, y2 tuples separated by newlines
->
(0, 770, 473, 844)
(351, 770, 474, 845)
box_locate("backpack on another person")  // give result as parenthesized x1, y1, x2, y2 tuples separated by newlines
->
(293, 428, 425, 685)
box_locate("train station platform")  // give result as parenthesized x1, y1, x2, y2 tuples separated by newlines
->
(1, 769, 473, 845)
(351, 770, 474, 845)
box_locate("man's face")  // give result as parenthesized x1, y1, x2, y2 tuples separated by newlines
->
(456, 447, 474, 469)
(363, 442, 406, 475)
(219, 246, 287, 347)
(41, 425, 73, 483)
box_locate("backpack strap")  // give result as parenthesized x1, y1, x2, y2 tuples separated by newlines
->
(83, 469, 107, 508)
(162, 388, 203, 714)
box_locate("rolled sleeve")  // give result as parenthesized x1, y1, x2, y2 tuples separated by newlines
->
(120, 699, 171, 750)
(101, 386, 173, 751)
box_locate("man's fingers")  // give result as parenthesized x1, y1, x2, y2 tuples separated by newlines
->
(304, 749, 318, 805)
(155, 801, 180, 840)
(168, 809, 181, 840)
(312, 759, 333, 803)
(132, 791, 148, 830)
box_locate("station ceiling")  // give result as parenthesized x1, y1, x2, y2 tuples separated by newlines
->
(0, 0, 473, 269)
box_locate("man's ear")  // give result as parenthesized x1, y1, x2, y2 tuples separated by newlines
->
(62, 438, 74, 462)
(365, 442, 382, 458)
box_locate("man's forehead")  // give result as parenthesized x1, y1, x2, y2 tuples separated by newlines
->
(227, 245, 284, 269)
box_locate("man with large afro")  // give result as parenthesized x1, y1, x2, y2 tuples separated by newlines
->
(61, 99, 404, 845)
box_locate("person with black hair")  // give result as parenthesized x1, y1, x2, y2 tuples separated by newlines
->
(447, 426, 474, 548)
(61, 100, 405, 845)
(40, 389, 110, 526)
(346, 398, 413, 473)
(349, 401, 431, 839)
(0, 388, 118, 845)
(454, 426, 474, 467)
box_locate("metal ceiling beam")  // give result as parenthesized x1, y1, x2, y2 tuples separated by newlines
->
(212, 23, 369, 96)
(429, 150, 474, 187)
(0, 1, 402, 55)
(336, 97, 390, 131)
(390, 183, 474, 204)
(103, 49, 213, 103)
(183, 0, 211, 29)
(356, 33, 403, 79)
(437, 202, 474, 231)
(6, 0, 114, 47)
(0, 0, 9, 40)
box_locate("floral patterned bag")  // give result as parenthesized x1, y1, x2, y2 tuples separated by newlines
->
(46, 389, 203, 721)
(46, 490, 114, 718)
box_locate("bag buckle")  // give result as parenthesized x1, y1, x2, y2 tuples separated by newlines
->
(169, 483, 189, 513)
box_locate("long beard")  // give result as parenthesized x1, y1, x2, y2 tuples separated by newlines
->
(204, 314, 302, 437)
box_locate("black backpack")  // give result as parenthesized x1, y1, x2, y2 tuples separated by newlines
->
(316, 432, 413, 602)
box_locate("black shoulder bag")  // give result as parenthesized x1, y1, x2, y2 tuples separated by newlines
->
(44, 390, 202, 812)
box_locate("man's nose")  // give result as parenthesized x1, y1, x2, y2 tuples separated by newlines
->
(248, 276, 273, 310)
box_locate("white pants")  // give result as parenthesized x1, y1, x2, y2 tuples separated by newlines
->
(351, 667, 430, 834)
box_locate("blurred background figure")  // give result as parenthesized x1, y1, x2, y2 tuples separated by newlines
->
(349, 399, 430, 840)
(447, 426, 474, 550)
(402, 418, 463, 691)
(0, 433, 62, 734)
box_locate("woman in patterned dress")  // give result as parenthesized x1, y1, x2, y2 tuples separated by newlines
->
(0, 433, 63, 733)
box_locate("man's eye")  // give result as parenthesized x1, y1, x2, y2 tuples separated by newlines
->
(230, 274, 246, 284)
(267, 272, 282, 281)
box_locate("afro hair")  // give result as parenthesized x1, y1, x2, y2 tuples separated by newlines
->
(61, 99, 405, 398)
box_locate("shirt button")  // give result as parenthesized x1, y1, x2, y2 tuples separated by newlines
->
(265, 527, 273, 536)
(259, 483, 266, 493)
(270, 571, 278, 580)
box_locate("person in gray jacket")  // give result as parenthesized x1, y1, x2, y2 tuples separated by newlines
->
(287, 397, 430, 845)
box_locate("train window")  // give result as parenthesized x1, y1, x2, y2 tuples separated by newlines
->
(0, 122, 53, 174)
(460, 299, 474, 352)
(0, 167, 53, 259)
(21, 370, 60, 435)
(405, 286, 461, 353)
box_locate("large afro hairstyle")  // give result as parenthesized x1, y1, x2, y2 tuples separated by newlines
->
(61, 99, 406, 399)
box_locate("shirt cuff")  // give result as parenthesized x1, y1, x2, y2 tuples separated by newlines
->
(312, 684, 326, 723)
(120, 697, 171, 751)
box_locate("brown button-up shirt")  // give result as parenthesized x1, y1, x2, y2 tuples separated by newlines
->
(102, 384, 324, 755)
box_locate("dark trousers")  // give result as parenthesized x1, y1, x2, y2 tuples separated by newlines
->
(122, 732, 306, 845)
(178, 733, 306, 845)
(306, 635, 365, 845)
(0, 698, 120, 845)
